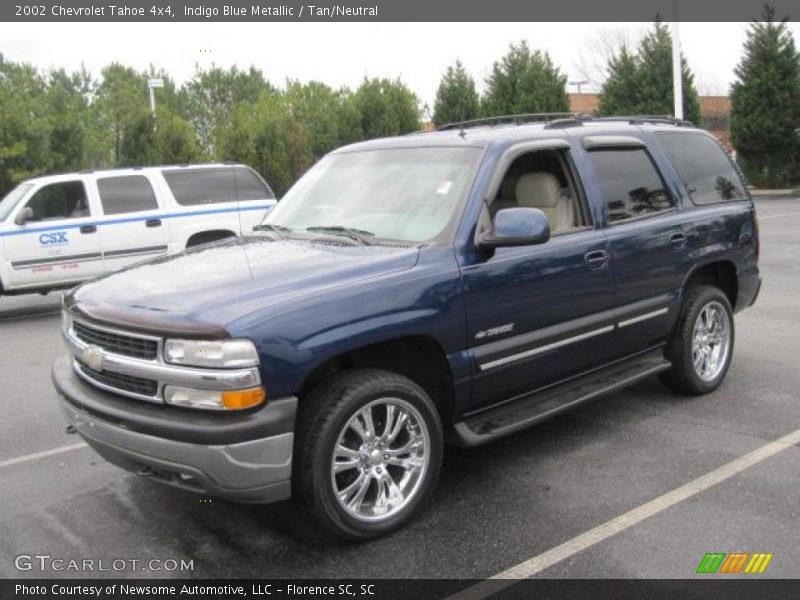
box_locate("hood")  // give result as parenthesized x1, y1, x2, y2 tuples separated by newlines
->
(69, 236, 420, 336)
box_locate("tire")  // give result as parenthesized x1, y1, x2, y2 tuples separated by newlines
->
(659, 285, 735, 396)
(293, 369, 443, 540)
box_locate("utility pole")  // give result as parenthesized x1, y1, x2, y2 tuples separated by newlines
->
(671, 19, 683, 120)
(147, 78, 164, 115)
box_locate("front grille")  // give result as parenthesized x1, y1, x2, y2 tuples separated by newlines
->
(77, 361, 159, 398)
(73, 321, 158, 360)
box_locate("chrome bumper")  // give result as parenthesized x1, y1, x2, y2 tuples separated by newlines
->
(54, 358, 294, 504)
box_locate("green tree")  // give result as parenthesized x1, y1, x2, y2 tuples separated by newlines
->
(481, 41, 569, 117)
(182, 65, 273, 157)
(433, 60, 479, 127)
(353, 77, 421, 139)
(95, 64, 148, 164)
(45, 69, 88, 172)
(154, 109, 201, 164)
(0, 54, 49, 195)
(596, 46, 640, 116)
(286, 80, 349, 157)
(730, 7, 800, 187)
(597, 21, 701, 123)
(119, 110, 155, 166)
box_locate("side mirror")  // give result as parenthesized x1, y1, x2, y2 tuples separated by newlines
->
(478, 207, 550, 249)
(14, 206, 34, 226)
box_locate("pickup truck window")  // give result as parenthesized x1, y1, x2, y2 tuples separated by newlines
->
(265, 147, 483, 243)
(25, 181, 90, 221)
(657, 132, 747, 205)
(97, 175, 159, 215)
(589, 148, 673, 224)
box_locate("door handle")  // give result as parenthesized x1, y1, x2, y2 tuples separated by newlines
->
(79, 225, 97, 234)
(584, 250, 609, 270)
(670, 232, 687, 248)
(145, 219, 162, 228)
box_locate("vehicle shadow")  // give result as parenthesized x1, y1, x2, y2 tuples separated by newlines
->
(0, 296, 61, 322)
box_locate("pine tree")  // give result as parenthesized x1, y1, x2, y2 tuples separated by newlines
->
(730, 6, 800, 187)
(597, 46, 640, 116)
(432, 60, 479, 127)
(597, 21, 701, 124)
(481, 41, 569, 117)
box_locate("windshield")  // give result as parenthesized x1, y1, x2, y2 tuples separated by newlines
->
(0, 184, 33, 222)
(263, 146, 483, 243)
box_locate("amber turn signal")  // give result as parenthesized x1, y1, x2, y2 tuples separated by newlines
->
(221, 387, 266, 410)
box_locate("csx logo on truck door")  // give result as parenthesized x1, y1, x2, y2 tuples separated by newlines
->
(38, 232, 69, 246)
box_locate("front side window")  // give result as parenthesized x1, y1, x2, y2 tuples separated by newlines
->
(588, 149, 673, 224)
(97, 175, 159, 215)
(0, 183, 33, 222)
(657, 133, 746, 205)
(25, 181, 89, 221)
(265, 146, 483, 243)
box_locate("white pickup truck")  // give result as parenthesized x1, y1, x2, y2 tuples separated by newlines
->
(0, 163, 276, 295)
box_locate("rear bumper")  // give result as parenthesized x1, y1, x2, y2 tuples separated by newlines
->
(53, 356, 295, 504)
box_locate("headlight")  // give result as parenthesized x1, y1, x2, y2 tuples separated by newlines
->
(163, 338, 259, 368)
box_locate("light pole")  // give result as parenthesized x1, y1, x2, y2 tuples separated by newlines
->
(569, 80, 589, 94)
(147, 78, 164, 115)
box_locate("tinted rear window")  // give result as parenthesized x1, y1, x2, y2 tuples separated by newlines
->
(234, 166, 274, 200)
(588, 149, 674, 223)
(97, 175, 158, 215)
(658, 133, 747, 205)
(163, 167, 274, 206)
(163, 168, 236, 206)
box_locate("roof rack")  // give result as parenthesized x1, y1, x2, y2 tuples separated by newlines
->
(590, 115, 693, 126)
(437, 113, 582, 132)
(435, 113, 692, 134)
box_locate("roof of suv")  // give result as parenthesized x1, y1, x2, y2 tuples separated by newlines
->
(334, 116, 708, 154)
(22, 162, 249, 186)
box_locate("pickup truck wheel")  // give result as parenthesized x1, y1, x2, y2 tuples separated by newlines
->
(293, 369, 443, 540)
(660, 285, 734, 395)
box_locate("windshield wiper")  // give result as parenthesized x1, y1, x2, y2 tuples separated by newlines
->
(252, 223, 292, 237)
(305, 225, 376, 245)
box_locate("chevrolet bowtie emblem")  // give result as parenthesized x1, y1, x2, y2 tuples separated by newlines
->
(82, 346, 105, 371)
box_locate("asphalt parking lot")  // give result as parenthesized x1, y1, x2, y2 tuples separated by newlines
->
(1, 196, 798, 582)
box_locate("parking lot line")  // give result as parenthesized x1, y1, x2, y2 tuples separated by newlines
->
(449, 428, 800, 599)
(0, 442, 87, 470)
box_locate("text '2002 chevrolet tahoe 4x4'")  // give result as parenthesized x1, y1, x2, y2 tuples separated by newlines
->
(53, 114, 760, 540)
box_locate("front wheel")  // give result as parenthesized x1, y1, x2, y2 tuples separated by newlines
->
(293, 369, 443, 540)
(660, 285, 735, 395)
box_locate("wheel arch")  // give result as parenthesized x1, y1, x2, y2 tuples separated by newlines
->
(682, 260, 738, 309)
(296, 335, 456, 426)
(185, 229, 237, 248)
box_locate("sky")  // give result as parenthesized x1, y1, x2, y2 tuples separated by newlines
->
(1, 22, 797, 107)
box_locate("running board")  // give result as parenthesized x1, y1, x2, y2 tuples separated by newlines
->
(453, 349, 671, 446)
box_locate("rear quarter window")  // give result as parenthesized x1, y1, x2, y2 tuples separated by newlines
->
(657, 133, 747, 205)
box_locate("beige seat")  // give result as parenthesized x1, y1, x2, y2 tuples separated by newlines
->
(515, 172, 575, 232)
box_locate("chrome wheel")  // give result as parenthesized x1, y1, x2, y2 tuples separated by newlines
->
(691, 300, 731, 382)
(331, 398, 430, 522)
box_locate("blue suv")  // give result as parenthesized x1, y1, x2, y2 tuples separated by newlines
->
(53, 114, 761, 539)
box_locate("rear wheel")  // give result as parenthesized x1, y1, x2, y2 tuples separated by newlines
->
(660, 285, 734, 395)
(293, 369, 443, 540)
